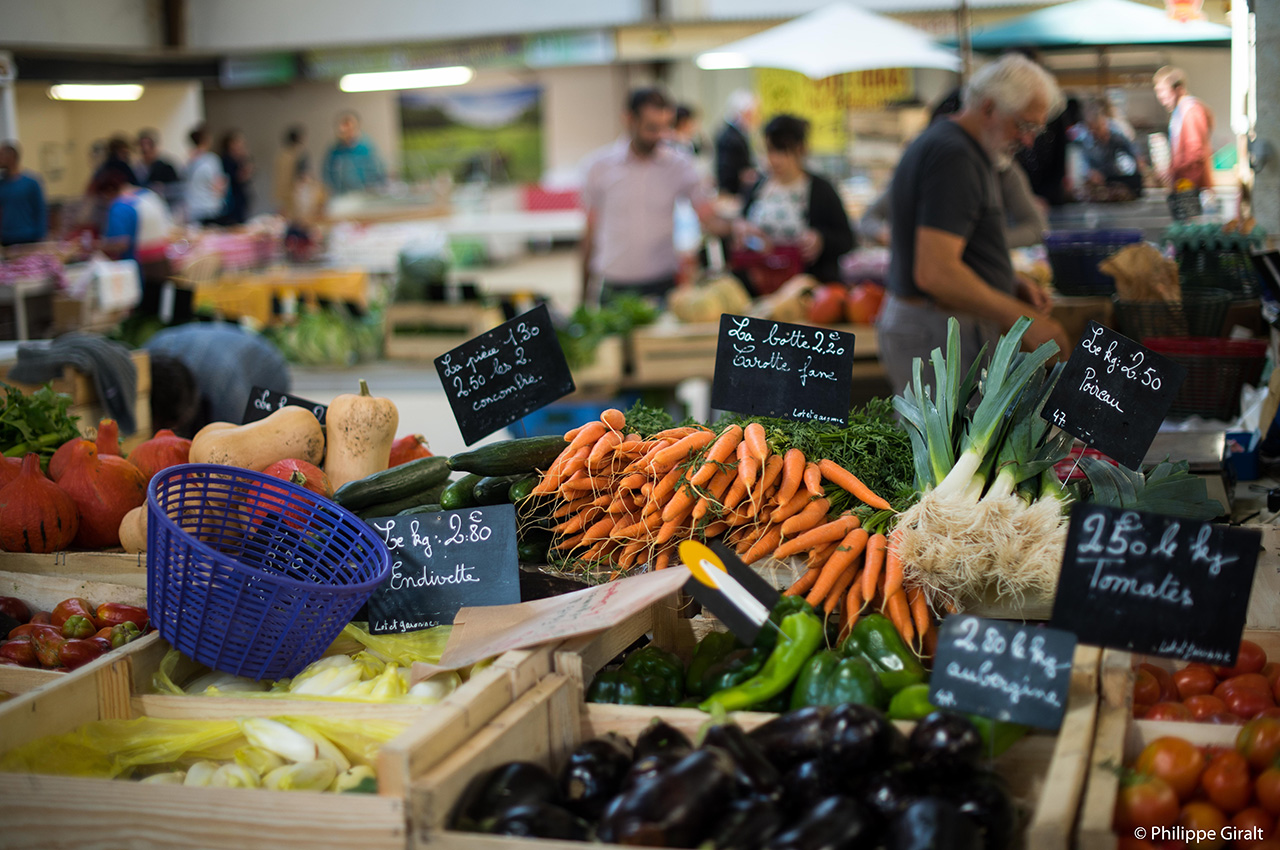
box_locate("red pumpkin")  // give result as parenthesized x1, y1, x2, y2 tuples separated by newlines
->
(845, 282, 886, 325)
(389, 434, 432, 467)
(55, 441, 146, 549)
(49, 418, 123, 482)
(0, 455, 21, 489)
(0, 454, 79, 553)
(127, 429, 192, 484)
(806, 283, 847, 325)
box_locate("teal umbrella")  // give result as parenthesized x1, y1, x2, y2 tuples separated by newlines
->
(967, 0, 1230, 50)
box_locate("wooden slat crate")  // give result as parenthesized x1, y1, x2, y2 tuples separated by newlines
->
(568, 336, 623, 395)
(384, 302, 505, 361)
(0, 550, 147, 588)
(409, 654, 1101, 850)
(1076, 630, 1280, 850)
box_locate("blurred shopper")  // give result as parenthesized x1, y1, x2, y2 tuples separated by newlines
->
(219, 129, 253, 225)
(136, 129, 184, 214)
(324, 111, 385, 195)
(273, 125, 308, 219)
(715, 90, 760, 199)
(1078, 98, 1143, 197)
(878, 54, 1069, 395)
(91, 136, 140, 191)
(735, 115, 855, 286)
(0, 142, 48, 247)
(93, 171, 174, 317)
(1012, 54, 1068, 206)
(1154, 65, 1215, 191)
(186, 125, 227, 226)
(581, 87, 729, 305)
(672, 104, 703, 157)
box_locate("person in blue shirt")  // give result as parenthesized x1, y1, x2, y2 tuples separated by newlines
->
(324, 111, 385, 195)
(0, 143, 48, 246)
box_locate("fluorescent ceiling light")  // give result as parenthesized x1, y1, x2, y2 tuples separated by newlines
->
(48, 84, 144, 101)
(339, 66, 473, 92)
(696, 52, 751, 70)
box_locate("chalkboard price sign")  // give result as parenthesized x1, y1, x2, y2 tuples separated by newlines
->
(364, 504, 520, 634)
(435, 304, 575, 445)
(242, 386, 328, 426)
(1041, 322, 1186, 468)
(929, 616, 1076, 731)
(710, 314, 855, 425)
(1050, 504, 1261, 665)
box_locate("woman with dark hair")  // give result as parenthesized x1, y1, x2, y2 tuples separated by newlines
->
(733, 114, 855, 287)
(219, 129, 253, 225)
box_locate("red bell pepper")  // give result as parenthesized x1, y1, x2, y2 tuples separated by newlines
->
(58, 638, 110, 670)
(0, 596, 31, 624)
(51, 597, 97, 629)
(0, 636, 37, 667)
(95, 602, 148, 631)
(32, 629, 66, 668)
(61, 615, 97, 639)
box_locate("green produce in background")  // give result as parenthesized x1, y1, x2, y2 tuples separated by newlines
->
(700, 600, 823, 713)
(700, 647, 768, 696)
(0, 383, 80, 465)
(556, 295, 659, 369)
(685, 631, 738, 698)
(790, 650, 887, 711)
(620, 645, 684, 707)
(841, 612, 927, 695)
(886, 683, 1028, 757)
(585, 669, 647, 705)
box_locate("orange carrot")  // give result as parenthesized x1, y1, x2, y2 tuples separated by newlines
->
(885, 590, 915, 647)
(737, 456, 761, 502)
(554, 533, 585, 551)
(661, 483, 699, 523)
(742, 526, 783, 565)
(650, 430, 716, 470)
(735, 524, 767, 555)
(656, 516, 690, 545)
(617, 471, 647, 491)
(808, 540, 840, 571)
(553, 507, 603, 535)
(563, 424, 585, 442)
(844, 575, 864, 631)
(770, 491, 812, 523)
(532, 446, 589, 494)
(652, 426, 701, 440)
(774, 515, 860, 560)
(600, 408, 626, 432)
(722, 472, 751, 513)
(553, 496, 593, 518)
(824, 566, 858, 616)
(744, 422, 768, 466)
(921, 621, 939, 658)
(654, 548, 673, 570)
(883, 530, 904, 601)
(650, 464, 685, 504)
(613, 510, 662, 539)
(818, 459, 892, 511)
(704, 521, 728, 538)
(689, 425, 742, 487)
(861, 532, 888, 604)
(784, 568, 819, 597)
(566, 421, 607, 455)
(907, 585, 931, 646)
(586, 430, 623, 471)
(803, 462, 823, 497)
(754, 454, 785, 504)
(582, 516, 617, 542)
(775, 448, 806, 507)
(561, 476, 612, 492)
(781, 497, 830, 537)
(805, 527, 868, 605)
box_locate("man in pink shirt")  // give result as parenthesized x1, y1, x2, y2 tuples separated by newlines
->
(1154, 66, 1215, 191)
(581, 88, 728, 304)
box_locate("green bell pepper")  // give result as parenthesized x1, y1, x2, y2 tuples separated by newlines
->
(841, 612, 926, 695)
(967, 715, 1030, 758)
(700, 601, 824, 713)
(887, 683, 935, 721)
(885, 683, 1030, 757)
(752, 595, 811, 651)
(702, 647, 768, 695)
(685, 631, 738, 698)
(621, 645, 685, 707)
(791, 650, 888, 711)
(585, 669, 647, 705)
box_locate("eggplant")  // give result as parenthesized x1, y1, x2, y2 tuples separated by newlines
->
(634, 719, 693, 761)
(908, 712, 983, 778)
(945, 770, 1017, 850)
(821, 703, 907, 776)
(889, 797, 983, 850)
(703, 722, 782, 799)
(766, 795, 875, 850)
(596, 748, 738, 848)
(450, 761, 560, 829)
(711, 795, 785, 850)
(624, 750, 685, 793)
(485, 802, 591, 841)
(559, 734, 634, 822)
(748, 706, 832, 771)
(780, 759, 833, 815)
(858, 763, 920, 827)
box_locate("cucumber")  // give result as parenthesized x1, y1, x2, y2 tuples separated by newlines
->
(395, 503, 443, 517)
(517, 538, 550, 563)
(508, 475, 538, 503)
(334, 456, 451, 510)
(354, 483, 448, 519)
(473, 474, 526, 505)
(447, 435, 569, 476)
(439, 473, 483, 511)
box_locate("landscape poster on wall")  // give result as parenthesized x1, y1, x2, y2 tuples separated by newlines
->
(399, 85, 543, 185)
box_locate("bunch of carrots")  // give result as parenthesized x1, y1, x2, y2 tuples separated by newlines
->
(531, 408, 932, 653)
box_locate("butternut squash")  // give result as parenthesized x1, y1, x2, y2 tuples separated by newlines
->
(119, 505, 147, 553)
(324, 379, 398, 490)
(189, 407, 325, 471)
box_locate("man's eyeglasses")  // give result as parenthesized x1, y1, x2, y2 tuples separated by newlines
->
(1013, 118, 1045, 138)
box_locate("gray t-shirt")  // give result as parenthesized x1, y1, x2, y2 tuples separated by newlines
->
(887, 120, 1015, 300)
(145, 324, 290, 426)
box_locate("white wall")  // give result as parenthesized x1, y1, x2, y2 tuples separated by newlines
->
(186, 0, 645, 51)
(1, 0, 159, 49)
(14, 81, 203, 199)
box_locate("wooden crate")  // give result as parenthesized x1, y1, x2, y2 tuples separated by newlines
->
(0, 550, 147, 588)
(1076, 630, 1280, 850)
(569, 336, 624, 394)
(384, 302, 505, 361)
(410, 651, 1101, 850)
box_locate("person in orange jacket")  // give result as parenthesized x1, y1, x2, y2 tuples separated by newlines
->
(1153, 66, 1215, 191)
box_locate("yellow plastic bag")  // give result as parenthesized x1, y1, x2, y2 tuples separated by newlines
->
(339, 622, 451, 666)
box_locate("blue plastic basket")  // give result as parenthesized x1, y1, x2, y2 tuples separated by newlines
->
(1045, 229, 1145, 296)
(146, 463, 391, 680)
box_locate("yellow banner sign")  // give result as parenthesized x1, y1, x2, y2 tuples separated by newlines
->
(755, 68, 914, 153)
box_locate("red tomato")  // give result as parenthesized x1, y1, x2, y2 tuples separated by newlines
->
(1204, 712, 1246, 726)
(1179, 801, 1228, 848)
(807, 283, 848, 324)
(1146, 702, 1196, 723)
(1143, 663, 1182, 702)
(1216, 641, 1268, 679)
(1184, 695, 1229, 721)
(28, 611, 50, 625)
(1230, 807, 1275, 848)
(0, 636, 37, 667)
(1239, 719, 1280, 772)
(1135, 703, 1153, 719)
(1224, 688, 1276, 721)
(1256, 707, 1280, 720)
(1137, 669, 1165, 705)
(1201, 750, 1252, 813)
(0, 596, 30, 623)
(1115, 774, 1180, 831)
(844, 282, 886, 324)
(1258, 768, 1280, 816)
(1137, 737, 1207, 801)
(1175, 665, 1220, 700)
(1263, 663, 1280, 690)
(1216, 675, 1276, 700)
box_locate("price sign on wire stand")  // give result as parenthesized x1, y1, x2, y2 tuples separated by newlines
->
(1049, 504, 1261, 665)
(711, 314, 855, 425)
(435, 303, 575, 446)
(1041, 322, 1186, 469)
(929, 615, 1077, 731)
(364, 504, 520, 634)
(242, 386, 328, 426)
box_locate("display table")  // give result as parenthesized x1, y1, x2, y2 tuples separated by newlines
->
(191, 267, 369, 325)
(0, 277, 57, 341)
